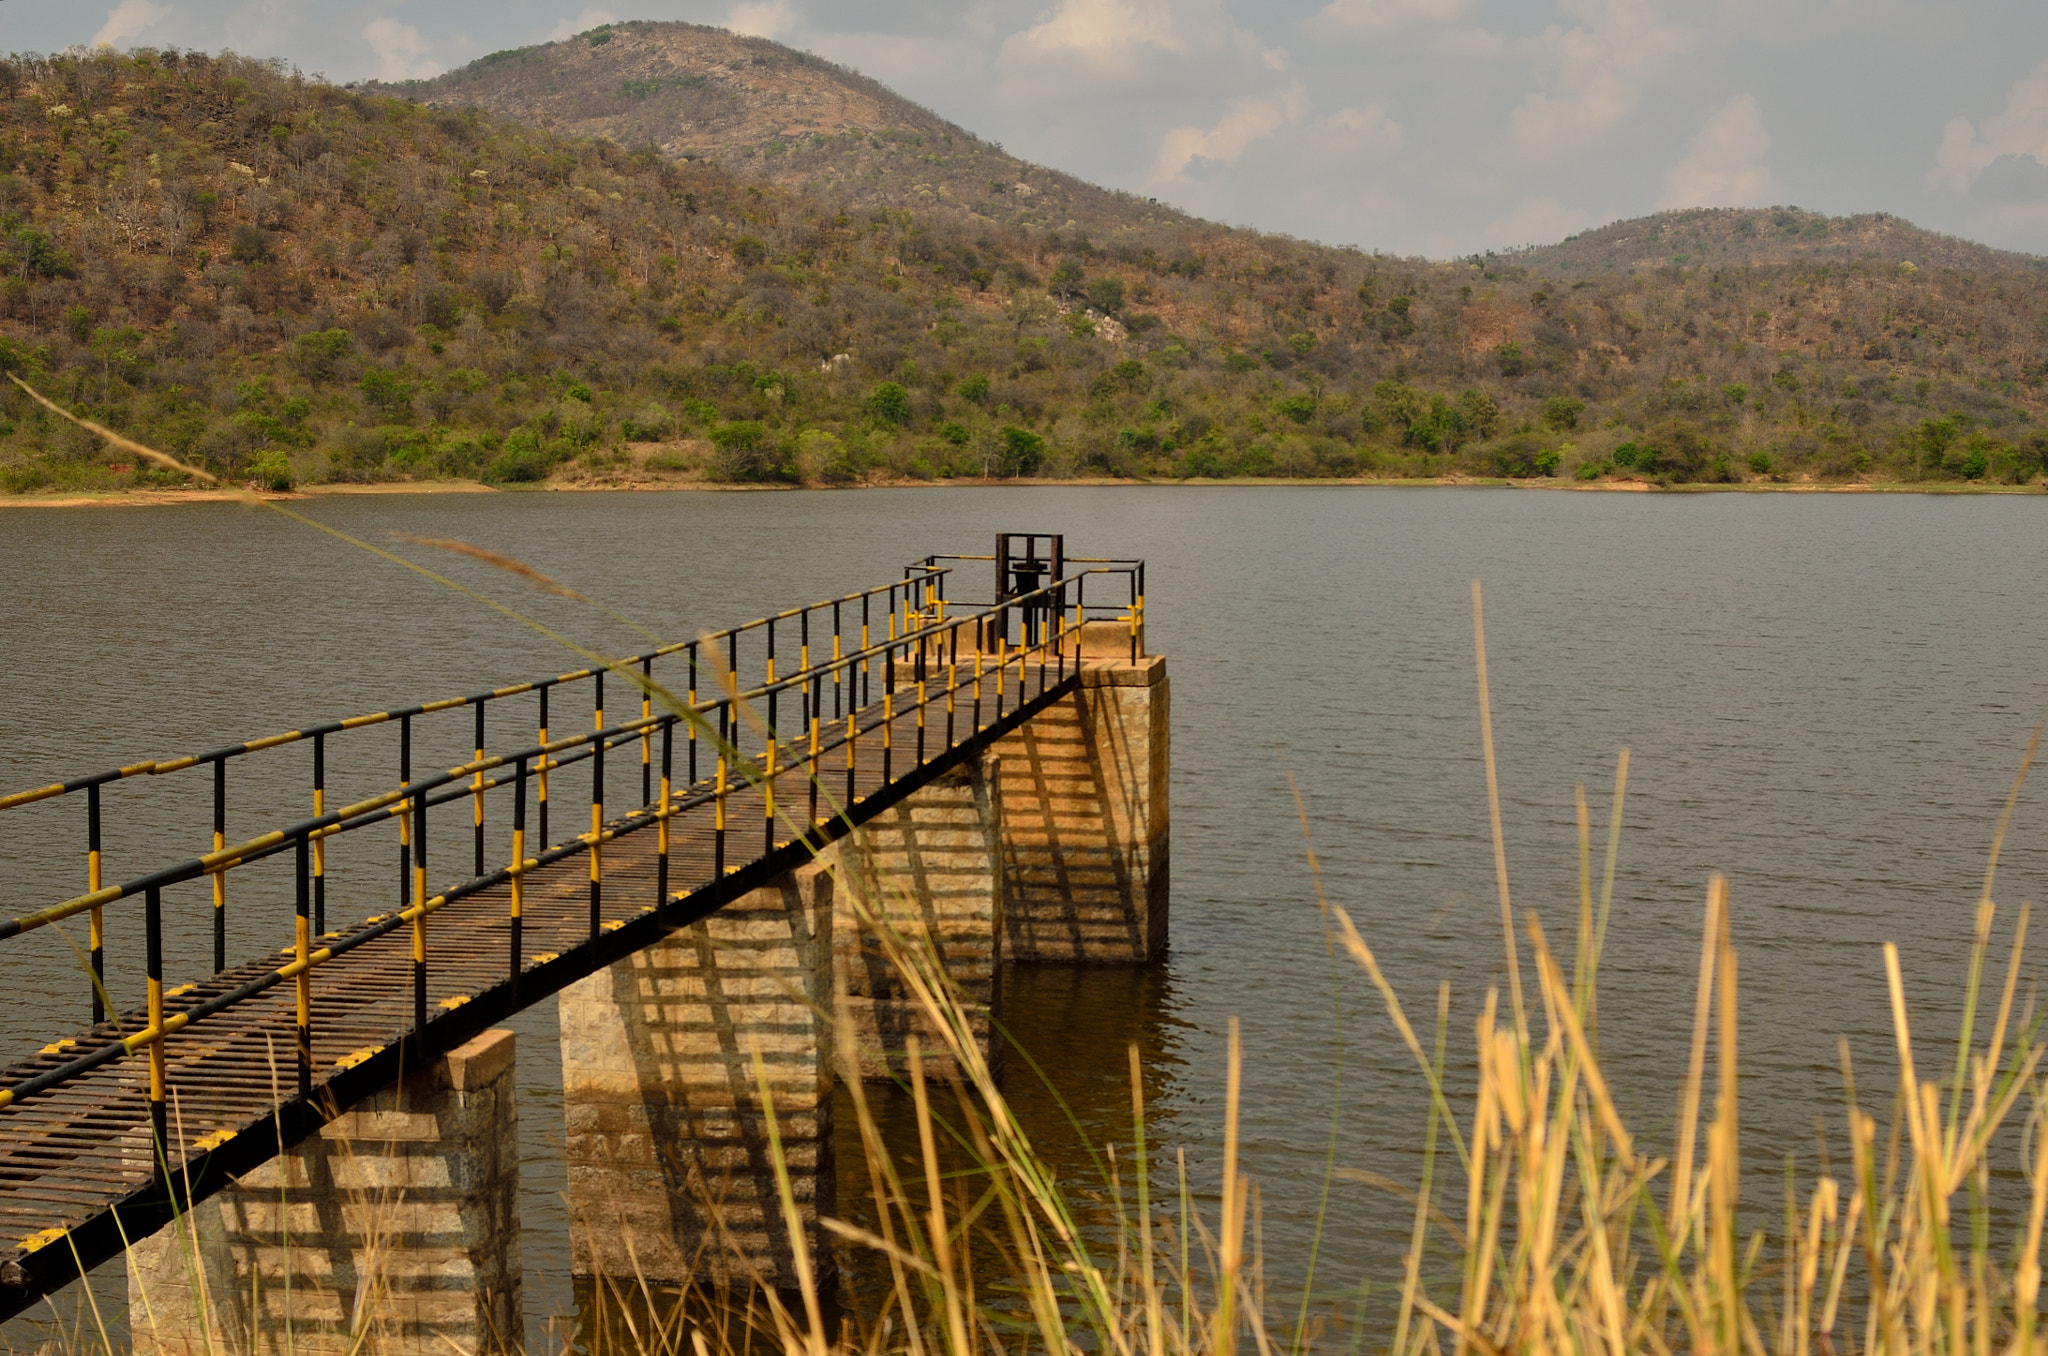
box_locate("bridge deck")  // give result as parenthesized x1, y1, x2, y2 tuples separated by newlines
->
(0, 654, 1075, 1306)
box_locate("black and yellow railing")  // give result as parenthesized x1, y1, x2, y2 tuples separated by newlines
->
(0, 551, 1145, 1302)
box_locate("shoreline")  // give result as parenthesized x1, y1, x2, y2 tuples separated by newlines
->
(4, 474, 2044, 508)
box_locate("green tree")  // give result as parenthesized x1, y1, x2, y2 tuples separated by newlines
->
(1541, 395, 1585, 431)
(1048, 259, 1085, 300)
(229, 224, 273, 264)
(1286, 332, 1315, 357)
(293, 328, 354, 382)
(731, 235, 767, 266)
(1372, 379, 1424, 433)
(1085, 277, 1124, 314)
(1722, 383, 1750, 406)
(1275, 393, 1317, 425)
(1918, 416, 1961, 470)
(956, 374, 990, 404)
(999, 425, 1045, 476)
(358, 368, 417, 419)
(1495, 342, 1525, 378)
(1457, 389, 1502, 441)
(867, 381, 910, 425)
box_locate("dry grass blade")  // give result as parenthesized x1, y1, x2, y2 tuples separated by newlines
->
(389, 532, 590, 600)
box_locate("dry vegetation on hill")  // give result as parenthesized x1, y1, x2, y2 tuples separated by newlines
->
(0, 39, 2043, 496)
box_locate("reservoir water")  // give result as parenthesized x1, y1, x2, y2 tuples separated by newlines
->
(3, 485, 2046, 1347)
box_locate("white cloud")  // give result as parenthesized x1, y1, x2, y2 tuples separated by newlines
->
(1508, 0, 1692, 162)
(1428, 27, 1507, 58)
(1314, 103, 1406, 156)
(94, 0, 171, 47)
(1151, 83, 1310, 182)
(538, 6, 615, 43)
(362, 16, 440, 81)
(1305, 0, 1471, 39)
(1930, 60, 2048, 196)
(728, 0, 795, 40)
(1655, 93, 1776, 208)
(995, 0, 1285, 97)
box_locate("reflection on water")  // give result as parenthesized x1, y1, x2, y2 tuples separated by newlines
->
(5, 486, 2048, 1349)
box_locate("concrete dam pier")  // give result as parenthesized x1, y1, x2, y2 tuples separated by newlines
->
(0, 537, 1163, 1354)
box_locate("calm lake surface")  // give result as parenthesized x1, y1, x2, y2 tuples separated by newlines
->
(3, 485, 2046, 1347)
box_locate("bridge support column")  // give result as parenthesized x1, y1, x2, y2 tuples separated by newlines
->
(126, 1028, 522, 1356)
(992, 645, 1169, 963)
(558, 860, 834, 1292)
(828, 760, 1004, 1080)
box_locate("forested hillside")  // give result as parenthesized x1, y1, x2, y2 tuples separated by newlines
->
(0, 43, 2044, 496)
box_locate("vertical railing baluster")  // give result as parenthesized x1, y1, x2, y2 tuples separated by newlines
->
(687, 643, 699, 786)
(882, 642, 894, 786)
(833, 602, 843, 721)
(473, 699, 487, 880)
(399, 714, 413, 917)
(590, 672, 605, 946)
(312, 733, 326, 937)
(87, 784, 103, 1025)
(412, 787, 427, 1044)
(295, 832, 311, 1099)
(657, 719, 672, 922)
(861, 594, 871, 710)
(511, 755, 527, 996)
(212, 756, 226, 975)
(146, 883, 165, 1189)
(641, 656, 653, 809)
(537, 686, 551, 850)
(715, 739, 728, 881)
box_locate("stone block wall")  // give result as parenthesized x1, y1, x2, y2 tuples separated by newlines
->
(827, 761, 1003, 1080)
(128, 1028, 522, 1356)
(557, 861, 834, 1292)
(989, 655, 1169, 963)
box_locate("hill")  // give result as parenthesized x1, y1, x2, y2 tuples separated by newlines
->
(365, 21, 1193, 246)
(1508, 207, 2046, 278)
(0, 45, 2042, 500)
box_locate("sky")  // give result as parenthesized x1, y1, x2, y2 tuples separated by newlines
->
(3, 0, 2046, 260)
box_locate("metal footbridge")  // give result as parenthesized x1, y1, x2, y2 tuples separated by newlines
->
(0, 535, 1141, 1317)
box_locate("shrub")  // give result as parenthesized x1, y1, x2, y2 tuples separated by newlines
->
(250, 449, 294, 491)
(293, 329, 354, 382)
(484, 427, 558, 483)
(938, 420, 970, 446)
(620, 402, 673, 441)
(731, 235, 767, 266)
(1747, 450, 1772, 475)
(998, 425, 1045, 476)
(229, 223, 273, 264)
(1085, 277, 1124, 315)
(1541, 395, 1585, 431)
(1223, 352, 1259, 374)
(1275, 393, 1317, 426)
(357, 368, 416, 420)
(867, 381, 910, 425)
(956, 374, 990, 404)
